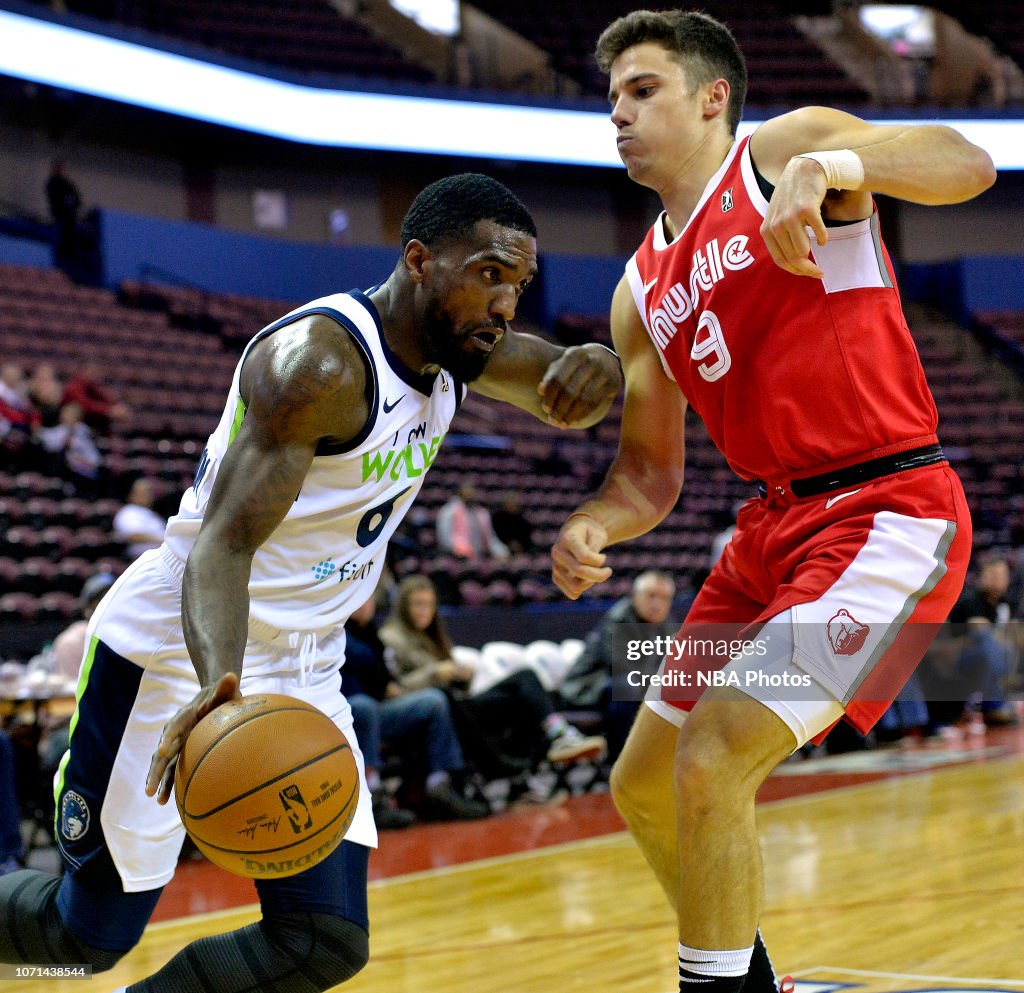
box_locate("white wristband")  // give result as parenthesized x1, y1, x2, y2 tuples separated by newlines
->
(795, 149, 864, 191)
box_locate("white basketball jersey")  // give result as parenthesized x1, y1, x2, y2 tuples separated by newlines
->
(163, 289, 466, 632)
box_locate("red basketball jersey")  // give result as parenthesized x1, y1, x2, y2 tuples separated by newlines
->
(626, 136, 938, 483)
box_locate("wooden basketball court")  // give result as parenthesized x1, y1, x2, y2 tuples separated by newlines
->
(10, 728, 1024, 993)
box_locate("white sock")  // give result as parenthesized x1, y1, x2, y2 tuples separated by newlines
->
(678, 940, 754, 978)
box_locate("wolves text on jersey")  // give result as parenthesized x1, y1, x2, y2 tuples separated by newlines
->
(361, 430, 445, 484)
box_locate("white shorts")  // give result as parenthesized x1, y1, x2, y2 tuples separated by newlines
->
(58, 546, 376, 893)
(646, 608, 846, 748)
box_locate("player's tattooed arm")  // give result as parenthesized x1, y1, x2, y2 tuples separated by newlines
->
(146, 316, 370, 804)
(472, 326, 622, 428)
(183, 315, 369, 685)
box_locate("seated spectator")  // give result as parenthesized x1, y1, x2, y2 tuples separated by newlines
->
(491, 492, 534, 554)
(63, 362, 130, 434)
(51, 571, 117, 682)
(113, 478, 167, 559)
(876, 670, 931, 744)
(558, 570, 677, 760)
(0, 731, 24, 875)
(380, 576, 606, 795)
(436, 483, 508, 561)
(37, 402, 104, 496)
(344, 595, 488, 825)
(26, 363, 64, 429)
(0, 363, 40, 469)
(37, 571, 117, 776)
(949, 554, 1019, 726)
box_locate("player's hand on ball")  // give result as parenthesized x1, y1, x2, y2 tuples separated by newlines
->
(552, 513, 612, 599)
(538, 343, 622, 428)
(146, 672, 242, 804)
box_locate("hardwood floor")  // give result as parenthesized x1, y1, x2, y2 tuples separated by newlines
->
(9, 730, 1024, 993)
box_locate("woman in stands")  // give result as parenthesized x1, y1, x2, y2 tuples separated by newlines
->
(380, 575, 606, 795)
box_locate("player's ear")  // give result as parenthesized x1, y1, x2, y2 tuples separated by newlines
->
(403, 239, 433, 284)
(703, 78, 730, 122)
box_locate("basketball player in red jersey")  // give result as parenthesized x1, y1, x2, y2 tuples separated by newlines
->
(551, 10, 995, 993)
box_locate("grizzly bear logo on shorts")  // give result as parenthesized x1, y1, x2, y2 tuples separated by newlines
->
(827, 609, 870, 656)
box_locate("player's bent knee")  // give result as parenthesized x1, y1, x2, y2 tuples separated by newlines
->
(0, 870, 137, 973)
(609, 757, 675, 839)
(77, 942, 132, 973)
(266, 910, 369, 989)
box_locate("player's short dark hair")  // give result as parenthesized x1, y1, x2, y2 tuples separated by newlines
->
(595, 10, 747, 136)
(400, 173, 537, 250)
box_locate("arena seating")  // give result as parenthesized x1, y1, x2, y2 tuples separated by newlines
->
(27, 0, 434, 85)
(466, 0, 870, 106)
(22, 0, 872, 106)
(1, 262, 1022, 629)
(939, 3, 1024, 72)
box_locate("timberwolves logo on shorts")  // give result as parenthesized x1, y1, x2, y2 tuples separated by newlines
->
(279, 784, 313, 834)
(59, 790, 90, 841)
(827, 608, 870, 656)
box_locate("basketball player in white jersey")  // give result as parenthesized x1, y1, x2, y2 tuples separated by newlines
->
(0, 173, 622, 993)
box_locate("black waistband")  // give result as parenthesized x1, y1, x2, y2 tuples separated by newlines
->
(757, 444, 946, 499)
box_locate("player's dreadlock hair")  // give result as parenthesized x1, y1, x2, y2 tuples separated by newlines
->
(596, 10, 748, 136)
(400, 173, 537, 250)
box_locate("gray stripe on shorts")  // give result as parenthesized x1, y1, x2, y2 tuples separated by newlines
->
(843, 519, 956, 704)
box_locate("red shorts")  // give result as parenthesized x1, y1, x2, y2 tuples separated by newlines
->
(659, 464, 971, 734)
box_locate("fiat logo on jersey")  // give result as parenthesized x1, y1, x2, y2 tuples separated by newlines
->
(827, 609, 870, 656)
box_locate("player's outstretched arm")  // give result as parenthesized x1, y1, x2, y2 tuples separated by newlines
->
(552, 278, 685, 600)
(471, 327, 622, 428)
(146, 315, 369, 802)
(753, 107, 996, 278)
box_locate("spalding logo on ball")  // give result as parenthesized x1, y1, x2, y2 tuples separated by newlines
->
(175, 694, 360, 879)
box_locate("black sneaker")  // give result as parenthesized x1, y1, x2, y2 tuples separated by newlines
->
(371, 789, 417, 830)
(424, 781, 490, 821)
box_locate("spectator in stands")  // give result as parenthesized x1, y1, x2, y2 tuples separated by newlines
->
(51, 572, 117, 683)
(949, 554, 1019, 726)
(26, 364, 64, 429)
(558, 570, 677, 760)
(491, 491, 535, 554)
(436, 483, 508, 560)
(62, 362, 130, 435)
(45, 159, 82, 266)
(37, 402, 103, 496)
(344, 595, 488, 825)
(0, 363, 40, 468)
(380, 576, 606, 784)
(37, 572, 117, 777)
(112, 477, 167, 559)
(0, 732, 23, 876)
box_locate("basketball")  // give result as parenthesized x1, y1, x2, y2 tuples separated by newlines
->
(174, 694, 359, 879)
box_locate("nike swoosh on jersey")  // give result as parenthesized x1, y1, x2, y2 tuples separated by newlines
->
(824, 488, 862, 509)
(382, 394, 406, 413)
(643, 277, 659, 294)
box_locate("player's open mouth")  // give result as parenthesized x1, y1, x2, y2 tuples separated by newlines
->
(469, 329, 501, 352)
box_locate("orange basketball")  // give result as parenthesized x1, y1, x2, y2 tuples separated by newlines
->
(174, 694, 359, 879)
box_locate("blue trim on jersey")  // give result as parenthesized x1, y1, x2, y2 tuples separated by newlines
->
(350, 288, 438, 397)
